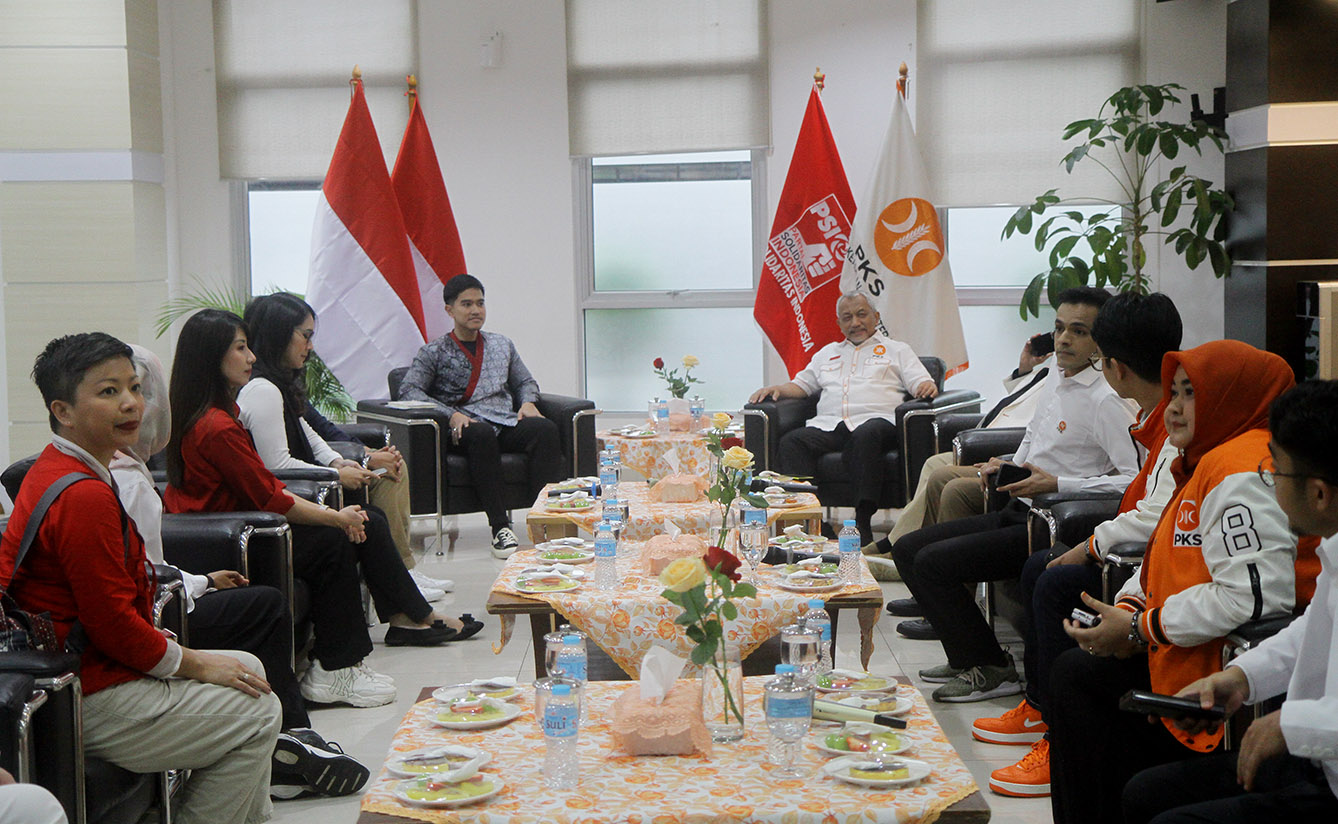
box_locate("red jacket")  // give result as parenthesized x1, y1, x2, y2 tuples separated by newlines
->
(0, 446, 167, 695)
(164, 405, 292, 516)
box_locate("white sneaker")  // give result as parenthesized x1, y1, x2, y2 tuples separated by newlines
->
(355, 661, 396, 687)
(491, 527, 520, 559)
(410, 569, 455, 592)
(300, 660, 396, 707)
(417, 584, 447, 602)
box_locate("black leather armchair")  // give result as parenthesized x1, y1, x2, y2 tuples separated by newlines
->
(742, 357, 982, 510)
(355, 367, 595, 545)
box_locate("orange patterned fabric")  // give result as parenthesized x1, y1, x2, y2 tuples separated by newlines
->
(361, 677, 981, 823)
(492, 546, 879, 678)
(600, 431, 712, 480)
(531, 481, 818, 543)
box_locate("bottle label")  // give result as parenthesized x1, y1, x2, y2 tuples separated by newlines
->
(742, 508, 767, 525)
(656, 407, 669, 419)
(809, 621, 831, 641)
(543, 703, 578, 738)
(767, 694, 812, 720)
(595, 537, 616, 558)
(839, 534, 860, 554)
(557, 653, 587, 681)
(600, 467, 617, 486)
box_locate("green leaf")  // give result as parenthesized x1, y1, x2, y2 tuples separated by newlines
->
(1162, 187, 1183, 227)
(661, 590, 682, 606)
(1020, 274, 1045, 320)
(1136, 127, 1158, 156)
(1062, 119, 1094, 140)
(721, 601, 738, 621)
(1206, 241, 1229, 278)
(743, 493, 768, 508)
(1185, 237, 1205, 269)
(685, 625, 705, 643)
(1050, 235, 1080, 265)
(733, 583, 757, 599)
(1047, 271, 1072, 308)
(690, 644, 715, 667)
(1089, 225, 1113, 255)
(1063, 144, 1089, 173)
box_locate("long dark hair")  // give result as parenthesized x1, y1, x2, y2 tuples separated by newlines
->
(242, 292, 313, 416)
(165, 309, 247, 488)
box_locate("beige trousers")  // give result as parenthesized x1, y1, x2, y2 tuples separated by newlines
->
(881, 452, 985, 547)
(81, 650, 282, 824)
(366, 461, 414, 569)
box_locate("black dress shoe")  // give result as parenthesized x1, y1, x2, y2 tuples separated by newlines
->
(886, 597, 923, 617)
(385, 624, 458, 646)
(446, 614, 485, 641)
(897, 618, 940, 640)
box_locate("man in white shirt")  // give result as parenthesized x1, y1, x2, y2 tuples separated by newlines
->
(887, 287, 1140, 701)
(750, 292, 937, 545)
(1121, 380, 1338, 824)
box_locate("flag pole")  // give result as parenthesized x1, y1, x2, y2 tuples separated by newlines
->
(897, 62, 908, 99)
(405, 74, 418, 110)
(350, 64, 362, 98)
(813, 67, 825, 91)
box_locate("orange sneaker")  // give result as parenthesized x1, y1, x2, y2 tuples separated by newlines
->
(989, 738, 1050, 797)
(971, 698, 1046, 744)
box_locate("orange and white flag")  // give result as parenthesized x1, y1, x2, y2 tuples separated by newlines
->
(839, 78, 968, 376)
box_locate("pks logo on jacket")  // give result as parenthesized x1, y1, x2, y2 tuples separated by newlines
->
(1173, 499, 1201, 547)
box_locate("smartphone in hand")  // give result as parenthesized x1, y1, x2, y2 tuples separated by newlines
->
(1118, 690, 1226, 722)
(1029, 332, 1055, 356)
(995, 463, 1031, 487)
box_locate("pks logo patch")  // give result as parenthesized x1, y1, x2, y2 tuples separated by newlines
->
(1173, 499, 1202, 547)
(873, 344, 886, 356)
(873, 197, 944, 277)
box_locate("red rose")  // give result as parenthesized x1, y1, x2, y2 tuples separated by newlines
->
(653, 357, 665, 370)
(702, 545, 742, 583)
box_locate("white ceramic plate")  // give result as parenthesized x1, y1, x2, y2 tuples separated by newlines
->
(776, 578, 844, 593)
(823, 755, 932, 788)
(811, 723, 912, 757)
(428, 699, 524, 730)
(392, 775, 504, 807)
(762, 493, 807, 508)
(385, 745, 492, 778)
(432, 685, 522, 704)
(544, 499, 596, 512)
(514, 577, 581, 595)
(552, 478, 598, 492)
(815, 671, 898, 694)
(535, 549, 595, 565)
(536, 538, 596, 551)
(834, 693, 914, 716)
(617, 430, 657, 439)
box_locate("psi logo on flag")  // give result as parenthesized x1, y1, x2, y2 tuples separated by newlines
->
(764, 194, 851, 302)
(875, 197, 944, 278)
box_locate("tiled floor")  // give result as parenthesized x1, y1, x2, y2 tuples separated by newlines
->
(268, 514, 1054, 824)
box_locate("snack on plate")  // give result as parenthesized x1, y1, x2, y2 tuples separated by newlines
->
(816, 671, 891, 692)
(849, 765, 911, 781)
(401, 775, 496, 803)
(650, 474, 708, 503)
(643, 533, 709, 575)
(516, 573, 579, 592)
(785, 562, 840, 576)
(823, 730, 902, 753)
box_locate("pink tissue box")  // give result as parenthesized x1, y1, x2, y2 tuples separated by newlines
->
(610, 680, 711, 756)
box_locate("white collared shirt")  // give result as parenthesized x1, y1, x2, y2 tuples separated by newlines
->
(1012, 365, 1140, 495)
(790, 333, 933, 431)
(1233, 533, 1338, 798)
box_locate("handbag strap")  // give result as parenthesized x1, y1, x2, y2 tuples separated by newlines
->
(12, 473, 95, 575)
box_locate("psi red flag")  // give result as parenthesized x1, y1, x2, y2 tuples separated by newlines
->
(839, 80, 968, 377)
(308, 78, 426, 399)
(392, 94, 468, 341)
(754, 85, 856, 377)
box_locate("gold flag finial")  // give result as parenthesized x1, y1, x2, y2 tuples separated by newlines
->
(813, 67, 825, 91)
(406, 74, 418, 106)
(897, 62, 908, 98)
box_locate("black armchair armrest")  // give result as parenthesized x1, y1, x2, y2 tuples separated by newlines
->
(743, 396, 818, 472)
(897, 390, 984, 491)
(1030, 490, 1125, 509)
(326, 440, 368, 464)
(1041, 498, 1123, 547)
(934, 413, 985, 452)
(1101, 540, 1147, 601)
(954, 427, 1026, 466)
(0, 671, 36, 776)
(1226, 614, 1298, 652)
(0, 650, 81, 680)
(337, 423, 389, 449)
(536, 392, 596, 476)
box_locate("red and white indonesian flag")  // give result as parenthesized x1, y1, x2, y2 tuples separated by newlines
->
(754, 85, 856, 378)
(391, 94, 467, 341)
(308, 79, 427, 399)
(840, 81, 968, 377)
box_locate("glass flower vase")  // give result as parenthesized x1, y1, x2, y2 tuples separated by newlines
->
(700, 639, 745, 743)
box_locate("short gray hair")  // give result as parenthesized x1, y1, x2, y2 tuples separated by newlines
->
(835, 291, 874, 317)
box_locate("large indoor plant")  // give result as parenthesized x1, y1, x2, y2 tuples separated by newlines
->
(1003, 83, 1233, 318)
(155, 281, 356, 419)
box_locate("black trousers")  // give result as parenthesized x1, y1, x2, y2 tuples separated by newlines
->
(888, 502, 1029, 668)
(1124, 751, 1338, 824)
(1019, 549, 1103, 716)
(189, 585, 307, 730)
(449, 416, 562, 530)
(290, 505, 430, 670)
(1049, 648, 1203, 824)
(776, 419, 898, 510)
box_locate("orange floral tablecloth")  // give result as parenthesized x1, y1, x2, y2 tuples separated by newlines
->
(529, 481, 818, 543)
(599, 431, 712, 480)
(491, 546, 881, 677)
(361, 677, 981, 824)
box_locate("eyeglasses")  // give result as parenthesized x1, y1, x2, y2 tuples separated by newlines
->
(1087, 355, 1106, 372)
(1257, 458, 1314, 488)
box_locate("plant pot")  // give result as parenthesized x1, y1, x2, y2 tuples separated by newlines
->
(700, 639, 745, 743)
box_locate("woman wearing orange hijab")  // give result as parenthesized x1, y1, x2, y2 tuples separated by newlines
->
(1046, 340, 1321, 824)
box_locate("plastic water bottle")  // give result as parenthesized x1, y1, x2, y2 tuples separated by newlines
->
(689, 395, 706, 429)
(594, 519, 618, 590)
(542, 683, 580, 790)
(838, 518, 861, 584)
(764, 664, 814, 778)
(654, 398, 670, 434)
(804, 598, 833, 674)
(599, 451, 619, 502)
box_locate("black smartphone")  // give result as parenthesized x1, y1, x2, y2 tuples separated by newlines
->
(1118, 690, 1226, 722)
(995, 463, 1031, 488)
(1029, 332, 1055, 356)
(1045, 540, 1073, 563)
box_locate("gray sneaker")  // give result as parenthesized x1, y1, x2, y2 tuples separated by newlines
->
(918, 663, 967, 683)
(931, 658, 1024, 703)
(865, 554, 902, 582)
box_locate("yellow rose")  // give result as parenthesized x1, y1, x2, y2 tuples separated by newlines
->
(711, 412, 732, 430)
(660, 557, 708, 593)
(721, 445, 754, 471)
(682, 354, 700, 369)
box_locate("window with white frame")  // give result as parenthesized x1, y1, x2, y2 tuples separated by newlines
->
(245, 181, 322, 296)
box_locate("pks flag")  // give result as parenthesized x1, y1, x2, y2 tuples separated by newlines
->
(308, 76, 427, 399)
(391, 85, 467, 341)
(754, 84, 856, 377)
(839, 75, 968, 377)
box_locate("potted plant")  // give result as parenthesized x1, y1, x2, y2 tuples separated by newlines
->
(1003, 83, 1233, 318)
